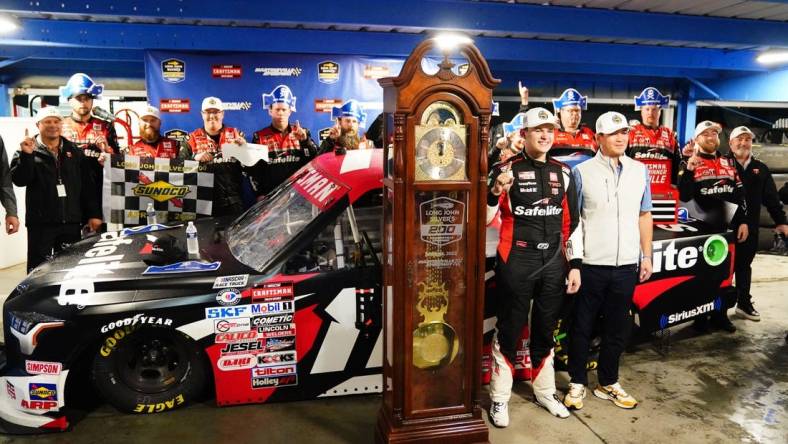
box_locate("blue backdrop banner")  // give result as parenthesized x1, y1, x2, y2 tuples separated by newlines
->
(144, 51, 405, 142)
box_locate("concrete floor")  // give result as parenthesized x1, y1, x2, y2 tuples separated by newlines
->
(0, 255, 786, 443)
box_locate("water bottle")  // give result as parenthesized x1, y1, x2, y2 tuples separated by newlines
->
(146, 203, 157, 225)
(186, 221, 199, 255)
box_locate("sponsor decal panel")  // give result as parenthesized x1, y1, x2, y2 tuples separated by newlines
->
(256, 350, 297, 367)
(133, 394, 185, 413)
(264, 336, 295, 352)
(29, 383, 57, 401)
(206, 301, 294, 319)
(164, 129, 189, 143)
(160, 99, 191, 113)
(659, 298, 722, 329)
(252, 374, 298, 389)
(217, 353, 256, 371)
(161, 58, 185, 83)
(212, 64, 242, 78)
(221, 341, 266, 354)
(251, 282, 294, 302)
(25, 361, 63, 376)
(214, 274, 249, 289)
(223, 101, 252, 111)
(258, 323, 297, 338)
(214, 318, 251, 333)
(215, 330, 258, 344)
(216, 288, 242, 306)
(252, 313, 295, 327)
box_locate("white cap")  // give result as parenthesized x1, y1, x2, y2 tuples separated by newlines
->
(522, 107, 559, 129)
(693, 120, 722, 139)
(595, 111, 629, 135)
(35, 106, 63, 123)
(201, 96, 223, 112)
(729, 125, 754, 140)
(139, 104, 160, 120)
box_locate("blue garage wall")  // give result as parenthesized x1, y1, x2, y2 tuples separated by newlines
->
(705, 68, 788, 102)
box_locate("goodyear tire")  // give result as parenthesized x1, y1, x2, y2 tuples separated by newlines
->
(91, 327, 207, 414)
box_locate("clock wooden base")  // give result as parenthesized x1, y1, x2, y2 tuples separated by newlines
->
(375, 407, 489, 444)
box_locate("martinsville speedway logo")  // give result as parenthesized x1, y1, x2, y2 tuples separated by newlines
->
(659, 297, 722, 329)
(254, 67, 302, 77)
(223, 101, 253, 111)
(132, 180, 190, 202)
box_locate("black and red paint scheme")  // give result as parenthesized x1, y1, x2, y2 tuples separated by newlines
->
(0, 149, 734, 433)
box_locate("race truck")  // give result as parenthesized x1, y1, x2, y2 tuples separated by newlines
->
(0, 149, 736, 433)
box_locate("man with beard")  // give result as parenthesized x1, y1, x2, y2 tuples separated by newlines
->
(60, 73, 120, 158)
(627, 87, 681, 184)
(679, 121, 748, 333)
(11, 107, 102, 272)
(486, 107, 581, 425)
(127, 105, 185, 159)
(183, 97, 246, 217)
(319, 99, 370, 154)
(726, 126, 787, 321)
(250, 85, 318, 198)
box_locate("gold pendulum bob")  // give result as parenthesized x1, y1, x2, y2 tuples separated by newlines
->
(412, 279, 459, 369)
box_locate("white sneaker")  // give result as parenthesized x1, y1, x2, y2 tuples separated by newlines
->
(593, 382, 638, 409)
(489, 401, 509, 427)
(564, 383, 586, 410)
(535, 393, 570, 418)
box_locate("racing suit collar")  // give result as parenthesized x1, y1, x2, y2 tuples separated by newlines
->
(520, 150, 547, 168)
(697, 150, 719, 160)
(268, 124, 290, 135)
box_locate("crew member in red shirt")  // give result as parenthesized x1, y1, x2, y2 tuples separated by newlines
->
(627, 87, 681, 183)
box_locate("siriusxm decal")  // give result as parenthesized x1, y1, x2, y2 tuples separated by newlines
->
(659, 297, 722, 329)
(120, 223, 178, 237)
(143, 261, 221, 275)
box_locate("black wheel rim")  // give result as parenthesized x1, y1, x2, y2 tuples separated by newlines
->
(114, 331, 189, 395)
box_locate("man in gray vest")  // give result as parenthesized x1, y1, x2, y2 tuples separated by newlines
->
(563, 111, 654, 411)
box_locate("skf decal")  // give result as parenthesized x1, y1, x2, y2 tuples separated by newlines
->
(132, 180, 190, 202)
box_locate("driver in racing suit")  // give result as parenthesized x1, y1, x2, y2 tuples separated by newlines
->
(487, 107, 581, 426)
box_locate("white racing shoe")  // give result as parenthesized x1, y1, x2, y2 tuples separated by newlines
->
(535, 393, 570, 418)
(489, 401, 510, 428)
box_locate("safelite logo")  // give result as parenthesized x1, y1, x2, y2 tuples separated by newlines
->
(132, 180, 190, 202)
(659, 297, 722, 329)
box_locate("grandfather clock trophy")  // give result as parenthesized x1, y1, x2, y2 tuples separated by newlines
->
(376, 35, 499, 443)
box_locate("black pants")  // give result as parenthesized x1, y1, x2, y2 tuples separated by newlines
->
(734, 230, 759, 305)
(26, 223, 81, 272)
(568, 264, 638, 387)
(495, 246, 566, 371)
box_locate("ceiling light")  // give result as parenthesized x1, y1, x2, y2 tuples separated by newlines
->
(756, 50, 788, 65)
(433, 33, 473, 53)
(0, 14, 19, 34)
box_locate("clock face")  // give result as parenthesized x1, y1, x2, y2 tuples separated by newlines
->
(415, 101, 467, 181)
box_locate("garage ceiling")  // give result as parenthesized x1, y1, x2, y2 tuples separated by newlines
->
(0, 0, 786, 86)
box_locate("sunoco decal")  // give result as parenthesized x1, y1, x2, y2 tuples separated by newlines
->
(132, 180, 190, 202)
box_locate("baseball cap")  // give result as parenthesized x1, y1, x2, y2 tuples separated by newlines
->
(693, 120, 722, 139)
(522, 107, 559, 129)
(201, 97, 223, 112)
(595, 111, 629, 135)
(729, 126, 754, 140)
(139, 104, 161, 120)
(35, 106, 63, 124)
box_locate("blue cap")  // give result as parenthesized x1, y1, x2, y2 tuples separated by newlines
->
(634, 87, 670, 110)
(552, 88, 587, 112)
(331, 99, 367, 128)
(59, 73, 104, 99)
(502, 113, 526, 135)
(262, 85, 297, 111)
